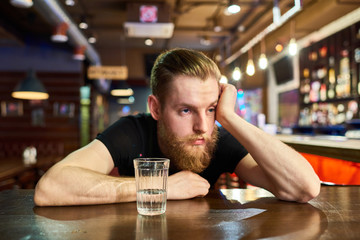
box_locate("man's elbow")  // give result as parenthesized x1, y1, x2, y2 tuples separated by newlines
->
(33, 179, 53, 206)
(293, 179, 321, 203)
(277, 178, 321, 203)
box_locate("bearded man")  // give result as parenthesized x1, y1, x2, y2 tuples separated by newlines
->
(34, 48, 320, 206)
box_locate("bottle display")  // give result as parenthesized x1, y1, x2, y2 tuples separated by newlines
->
(298, 21, 360, 128)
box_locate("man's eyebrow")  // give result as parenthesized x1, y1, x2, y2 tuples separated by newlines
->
(175, 102, 195, 109)
(210, 100, 218, 106)
(176, 100, 218, 109)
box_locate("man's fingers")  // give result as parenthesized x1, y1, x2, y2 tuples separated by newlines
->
(167, 171, 210, 200)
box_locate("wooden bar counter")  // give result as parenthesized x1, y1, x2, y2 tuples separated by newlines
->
(0, 186, 359, 239)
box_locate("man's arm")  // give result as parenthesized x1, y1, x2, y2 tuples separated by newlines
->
(34, 139, 137, 206)
(34, 139, 210, 206)
(216, 84, 320, 203)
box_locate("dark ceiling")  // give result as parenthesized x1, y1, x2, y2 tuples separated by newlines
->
(0, 0, 359, 70)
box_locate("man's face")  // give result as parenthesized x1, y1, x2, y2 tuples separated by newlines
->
(157, 75, 219, 173)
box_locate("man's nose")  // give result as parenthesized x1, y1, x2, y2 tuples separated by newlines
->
(193, 113, 208, 134)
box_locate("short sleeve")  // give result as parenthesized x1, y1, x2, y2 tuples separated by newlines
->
(216, 128, 248, 173)
(96, 114, 155, 175)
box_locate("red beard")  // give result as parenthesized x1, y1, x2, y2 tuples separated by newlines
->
(157, 121, 219, 173)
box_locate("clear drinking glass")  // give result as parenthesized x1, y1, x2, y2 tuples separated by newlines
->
(134, 158, 170, 216)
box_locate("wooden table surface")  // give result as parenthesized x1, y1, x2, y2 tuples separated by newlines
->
(0, 157, 62, 190)
(0, 157, 61, 181)
(0, 186, 359, 239)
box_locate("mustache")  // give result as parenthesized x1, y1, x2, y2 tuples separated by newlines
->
(177, 134, 210, 143)
(176, 125, 219, 144)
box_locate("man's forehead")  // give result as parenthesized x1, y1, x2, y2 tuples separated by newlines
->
(166, 75, 219, 106)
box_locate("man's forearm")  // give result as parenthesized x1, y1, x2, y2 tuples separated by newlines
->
(34, 165, 136, 206)
(221, 112, 320, 202)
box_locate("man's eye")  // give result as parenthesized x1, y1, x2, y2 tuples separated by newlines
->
(208, 107, 216, 113)
(181, 108, 190, 114)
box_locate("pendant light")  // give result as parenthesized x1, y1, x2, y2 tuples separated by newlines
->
(51, 22, 69, 42)
(288, 38, 298, 56)
(232, 67, 241, 81)
(220, 75, 228, 84)
(288, 21, 298, 56)
(12, 69, 49, 100)
(258, 39, 268, 70)
(246, 59, 255, 76)
(246, 48, 255, 76)
(73, 45, 86, 61)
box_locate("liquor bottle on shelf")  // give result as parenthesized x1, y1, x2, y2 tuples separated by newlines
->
(319, 46, 327, 58)
(346, 100, 358, 121)
(332, 104, 338, 125)
(355, 48, 360, 95)
(301, 78, 311, 104)
(317, 66, 327, 101)
(320, 83, 327, 101)
(337, 50, 351, 98)
(328, 67, 336, 99)
(300, 67, 311, 104)
(336, 103, 346, 124)
(310, 81, 320, 102)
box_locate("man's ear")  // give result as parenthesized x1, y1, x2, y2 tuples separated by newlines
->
(148, 95, 161, 120)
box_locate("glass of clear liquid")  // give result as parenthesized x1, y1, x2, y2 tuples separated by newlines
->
(134, 158, 170, 216)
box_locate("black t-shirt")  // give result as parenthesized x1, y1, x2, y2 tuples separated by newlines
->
(96, 113, 248, 186)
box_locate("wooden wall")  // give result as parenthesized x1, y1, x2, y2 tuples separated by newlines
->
(0, 71, 83, 158)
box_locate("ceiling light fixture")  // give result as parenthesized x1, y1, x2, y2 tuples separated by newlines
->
(214, 25, 222, 33)
(65, 0, 75, 6)
(144, 38, 153, 46)
(73, 46, 86, 61)
(12, 69, 49, 100)
(258, 39, 268, 70)
(51, 22, 69, 42)
(220, 75, 228, 84)
(225, 0, 240, 15)
(111, 88, 134, 97)
(232, 67, 241, 81)
(10, 0, 33, 8)
(246, 48, 255, 76)
(288, 38, 298, 56)
(213, 18, 222, 32)
(88, 35, 97, 44)
(246, 60, 255, 76)
(275, 42, 283, 52)
(237, 25, 245, 32)
(258, 53, 268, 70)
(200, 36, 211, 46)
(224, 0, 302, 66)
(79, 16, 88, 29)
(288, 21, 298, 56)
(88, 32, 97, 44)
